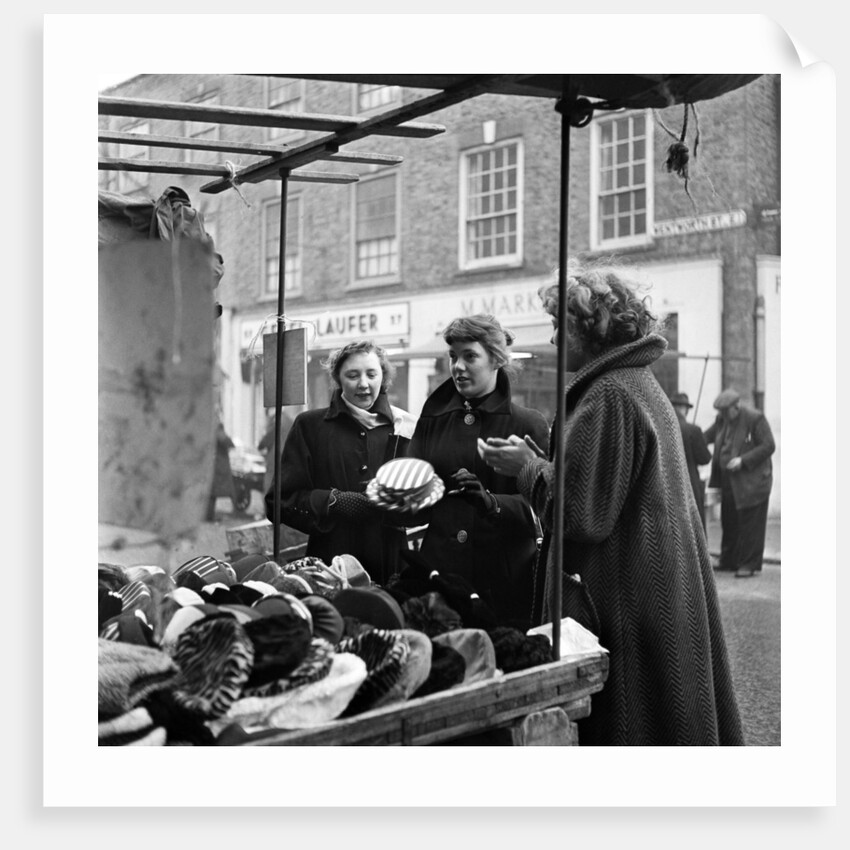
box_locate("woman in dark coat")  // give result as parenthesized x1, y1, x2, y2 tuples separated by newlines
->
(480, 260, 744, 746)
(265, 340, 416, 585)
(408, 315, 549, 629)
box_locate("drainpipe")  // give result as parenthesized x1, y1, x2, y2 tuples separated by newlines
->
(753, 294, 766, 412)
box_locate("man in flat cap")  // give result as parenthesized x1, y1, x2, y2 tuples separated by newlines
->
(670, 392, 712, 531)
(704, 389, 775, 577)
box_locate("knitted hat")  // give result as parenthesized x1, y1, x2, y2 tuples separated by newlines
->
(336, 629, 410, 716)
(199, 583, 240, 606)
(228, 583, 265, 607)
(216, 603, 263, 626)
(270, 573, 316, 598)
(171, 613, 255, 719)
(208, 652, 368, 735)
(283, 557, 345, 599)
(252, 593, 314, 632)
(231, 553, 268, 583)
(329, 554, 372, 588)
(242, 613, 312, 690)
(432, 628, 498, 685)
(99, 609, 157, 647)
(332, 587, 405, 632)
(98, 638, 180, 719)
(242, 561, 283, 585)
(98, 587, 123, 631)
(122, 565, 175, 597)
(401, 592, 463, 637)
(371, 629, 433, 709)
(411, 641, 466, 698)
(98, 563, 131, 594)
(489, 626, 554, 673)
(298, 594, 345, 644)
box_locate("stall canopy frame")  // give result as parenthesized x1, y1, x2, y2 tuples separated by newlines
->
(99, 72, 762, 658)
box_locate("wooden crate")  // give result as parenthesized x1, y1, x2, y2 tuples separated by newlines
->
(238, 651, 608, 746)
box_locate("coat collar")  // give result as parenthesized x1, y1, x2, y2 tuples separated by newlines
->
(420, 369, 513, 418)
(565, 333, 668, 407)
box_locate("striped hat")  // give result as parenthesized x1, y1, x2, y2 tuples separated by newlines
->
(337, 628, 410, 717)
(173, 555, 235, 589)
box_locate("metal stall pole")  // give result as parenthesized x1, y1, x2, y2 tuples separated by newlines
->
(549, 78, 575, 661)
(272, 168, 290, 563)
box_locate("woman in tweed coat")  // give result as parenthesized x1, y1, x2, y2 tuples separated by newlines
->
(480, 260, 744, 746)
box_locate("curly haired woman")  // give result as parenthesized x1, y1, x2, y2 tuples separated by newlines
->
(480, 259, 744, 746)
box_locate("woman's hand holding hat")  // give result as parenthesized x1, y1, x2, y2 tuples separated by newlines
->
(447, 468, 497, 515)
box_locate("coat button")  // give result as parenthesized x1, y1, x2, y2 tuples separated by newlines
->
(359, 465, 368, 473)
(359, 431, 366, 437)
(456, 530, 468, 543)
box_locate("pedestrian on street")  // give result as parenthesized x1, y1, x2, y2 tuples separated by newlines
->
(406, 314, 549, 630)
(479, 259, 743, 746)
(206, 418, 235, 521)
(703, 388, 775, 578)
(670, 391, 713, 530)
(265, 340, 417, 585)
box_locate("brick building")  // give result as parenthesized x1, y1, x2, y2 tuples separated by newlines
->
(99, 74, 781, 516)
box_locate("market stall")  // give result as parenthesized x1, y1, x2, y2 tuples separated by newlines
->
(98, 73, 759, 746)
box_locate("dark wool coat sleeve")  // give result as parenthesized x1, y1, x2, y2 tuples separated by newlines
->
(517, 335, 744, 746)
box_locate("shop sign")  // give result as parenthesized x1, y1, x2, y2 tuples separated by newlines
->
(653, 209, 747, 237)
(241, 303, 410, 351)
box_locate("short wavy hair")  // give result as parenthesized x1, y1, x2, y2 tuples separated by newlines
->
(538, 258, 659, 356)
(442, 314, 519, 378)
(322, 339, 396, 392)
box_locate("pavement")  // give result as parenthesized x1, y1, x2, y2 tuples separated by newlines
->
(705, 514, 781, 565)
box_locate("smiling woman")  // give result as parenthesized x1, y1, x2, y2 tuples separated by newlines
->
(264, 339, 417, 584)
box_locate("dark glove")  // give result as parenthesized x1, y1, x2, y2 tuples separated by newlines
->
(448, 469, 499, 516)
(329, 489, 376, 520)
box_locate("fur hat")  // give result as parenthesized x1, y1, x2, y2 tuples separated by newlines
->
(171, 613, 255, 719)
(401, 592, 463, 637)
(371, 629, 433, 709)
(208, 652, 368, 735)
(337, 629, 410, 716)
(242, 613, 312, 690)
(241, 636, 334, 698)
(488, 626, 554, 673)
(411, 642, 466, 698)
(98, 638, 179, 719)
(432, 628, 498, 685)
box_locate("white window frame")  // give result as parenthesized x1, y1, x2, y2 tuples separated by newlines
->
(261, 192, 303, 300)
(349, 169, 402, 289)
(589, 109, 654, 250)
(353, 84, 401, 115)
(184, 92, 220, 164)
(117, 120, 150, 194)
(266, 77, 306, 144)
(458, 137, 524, 271)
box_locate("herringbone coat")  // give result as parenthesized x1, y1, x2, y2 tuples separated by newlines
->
(518, 334, 744, 745)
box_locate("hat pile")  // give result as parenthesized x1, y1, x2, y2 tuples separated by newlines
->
(366, 457, 444, 514)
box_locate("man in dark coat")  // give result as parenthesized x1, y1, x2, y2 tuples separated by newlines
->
(704, 389, 775, 578)
(670, 392, 712, 530)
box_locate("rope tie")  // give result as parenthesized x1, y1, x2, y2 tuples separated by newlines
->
(656, 103, 700, 212)
(224, 161, 252, 208)
(243, 314, 317, 361)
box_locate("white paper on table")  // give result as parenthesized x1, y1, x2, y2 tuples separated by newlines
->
(527, 617, 608, 660)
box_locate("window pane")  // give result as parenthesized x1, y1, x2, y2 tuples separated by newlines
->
(616, 166, 630, 188)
